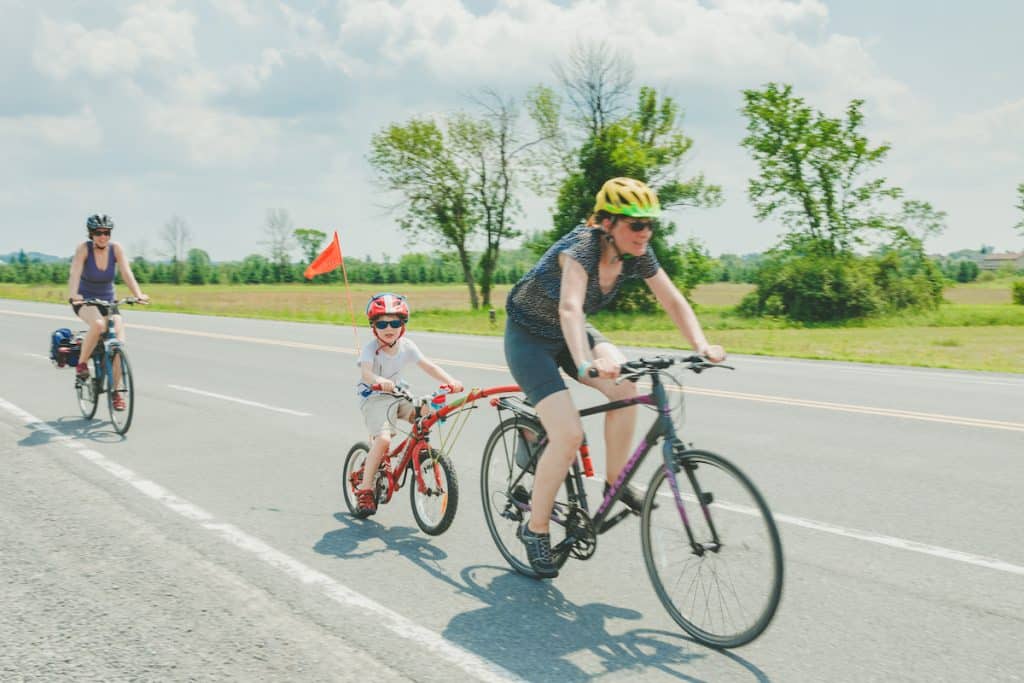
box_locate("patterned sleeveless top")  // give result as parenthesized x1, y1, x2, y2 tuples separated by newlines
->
(506, 225, 660, 339)
(78, 241, 117, 301)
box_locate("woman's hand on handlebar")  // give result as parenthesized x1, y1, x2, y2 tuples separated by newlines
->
(699, 344, 727, 363)
(589, 357, 620, 380)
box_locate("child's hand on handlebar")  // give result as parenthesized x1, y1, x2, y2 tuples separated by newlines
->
(376, 378, 396, 393)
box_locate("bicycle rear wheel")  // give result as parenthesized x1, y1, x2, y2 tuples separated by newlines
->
(342, 442, 373, 518)
(107, 347, 135, 435)
(480, 415, 570, 577)
(409, 448, 458, 535)
(641, 448, 783, 648)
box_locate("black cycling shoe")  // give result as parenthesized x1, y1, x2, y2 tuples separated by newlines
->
(604, 482, 654, 514)
(517, 523, 559, 579)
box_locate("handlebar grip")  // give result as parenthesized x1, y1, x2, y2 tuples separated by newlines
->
(587, 367, 600, 378)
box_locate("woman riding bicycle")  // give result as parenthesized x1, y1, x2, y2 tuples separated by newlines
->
(504, 177, 725, 578)
(66, 214, 149, 409)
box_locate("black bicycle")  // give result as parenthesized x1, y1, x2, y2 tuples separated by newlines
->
(480, 355, 783, 648)
(75, 297, 141, 435)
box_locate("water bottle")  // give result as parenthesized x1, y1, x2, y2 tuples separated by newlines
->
(431, 390, 447, 422)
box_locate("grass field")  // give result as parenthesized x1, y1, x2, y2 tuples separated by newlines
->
(3, 280, 1021, 373)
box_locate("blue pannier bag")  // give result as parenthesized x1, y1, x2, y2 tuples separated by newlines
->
(49, 328, 76, 368)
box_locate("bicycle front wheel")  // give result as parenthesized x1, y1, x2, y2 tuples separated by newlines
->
(342, 442, 373, 518)
(108, 347, 135, 435)
(641, 448, 783, 648)
(409, 448, 458, 535)
(480, 415, 570, 577)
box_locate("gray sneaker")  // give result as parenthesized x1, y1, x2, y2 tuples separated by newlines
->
(517, 523, 559, 579)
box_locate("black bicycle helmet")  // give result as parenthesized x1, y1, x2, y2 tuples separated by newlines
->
(87, 214, 114, 231)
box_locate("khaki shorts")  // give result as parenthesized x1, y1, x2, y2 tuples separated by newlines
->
(361, 394, 415, 437)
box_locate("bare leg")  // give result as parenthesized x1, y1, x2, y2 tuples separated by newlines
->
(112, 314, 125, 388)
(76, 306, 105, 365)
(580, 342, 637, 485)
(359, 432, 391, 490)
(528, 390, 583, 534)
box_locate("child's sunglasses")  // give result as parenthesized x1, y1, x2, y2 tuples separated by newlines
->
(373, 319, 405, 330)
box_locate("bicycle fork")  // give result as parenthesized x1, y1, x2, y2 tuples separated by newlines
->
(665, 440, 723, 555)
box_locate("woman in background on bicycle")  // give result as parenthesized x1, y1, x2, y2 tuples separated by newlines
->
(504, 177, 725, 578)
(67, 214, 149, 409)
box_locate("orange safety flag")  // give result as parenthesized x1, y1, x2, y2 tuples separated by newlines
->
(304, 231, 343, 279)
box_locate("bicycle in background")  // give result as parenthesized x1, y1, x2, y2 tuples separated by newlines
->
(480, 355, 783, 648)
(74, 297, 143, 436)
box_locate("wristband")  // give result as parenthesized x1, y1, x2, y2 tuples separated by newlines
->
(577, 361, 593, 379)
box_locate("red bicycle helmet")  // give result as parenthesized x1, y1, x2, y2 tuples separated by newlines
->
(366, 292, 409, 322)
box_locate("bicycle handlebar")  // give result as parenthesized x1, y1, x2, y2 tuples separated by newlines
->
(586, 354, 734, 380)
(76, 296, 148, 307)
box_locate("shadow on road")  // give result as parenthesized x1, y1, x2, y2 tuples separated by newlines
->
(313, 515, 770, 682)
(443, 565, 770, 682)
(17, 416, 123, 448)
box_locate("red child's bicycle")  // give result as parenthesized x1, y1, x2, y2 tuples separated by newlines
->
(343, 383, 520, 535)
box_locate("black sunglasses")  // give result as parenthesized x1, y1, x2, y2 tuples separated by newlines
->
(91, 229, 112, 236)
(374, 319, 405, 330)
(624, 219, 653, 233)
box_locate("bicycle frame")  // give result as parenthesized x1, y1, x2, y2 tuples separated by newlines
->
(503, 370, 720, 554)
(375, 385, 521, 500)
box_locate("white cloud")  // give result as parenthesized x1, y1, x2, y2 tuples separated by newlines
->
(0, 107, 102, 149)
(146, 104, 281, 165)
(33, 1, 197, 80)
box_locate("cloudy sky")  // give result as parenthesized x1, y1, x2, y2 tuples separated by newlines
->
(2, 0, 1022, 263)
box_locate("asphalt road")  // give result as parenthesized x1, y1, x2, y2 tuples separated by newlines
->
(1, 299, 1022, 682)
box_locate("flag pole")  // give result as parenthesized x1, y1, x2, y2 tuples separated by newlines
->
(336, 234, 360, 353)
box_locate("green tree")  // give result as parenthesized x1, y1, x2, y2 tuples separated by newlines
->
(186, 248, 212, 285)
(369, 118, 480, 308)
(528, 43, 722, 310)
(294, 228, 327, 264)
(161, 215, 191, 285)
(739, 83, 946, 320)
(449, 90, 556, 307)
(263, 208, 294, 283)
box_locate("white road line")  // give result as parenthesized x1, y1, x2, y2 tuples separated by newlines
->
(0, 396, 523, 683)
(661, 491, 1024, 576)
(24, 352, 51, 361)
(167, 385, 312, 417)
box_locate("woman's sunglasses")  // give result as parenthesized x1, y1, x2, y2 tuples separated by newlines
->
(624, 220, 653, 233)
(91, 229, 112, 237)
(373, 319, 405, 330)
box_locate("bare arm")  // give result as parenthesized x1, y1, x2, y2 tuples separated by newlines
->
(114, 243, 147, 300)
(417, 359, 463, 393)
(557, 252, 592, 376)
(646, 269, 725, 361)
(67, 243, 86, 302)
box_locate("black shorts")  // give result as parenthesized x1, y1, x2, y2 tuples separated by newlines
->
(504, 319, 608, 406)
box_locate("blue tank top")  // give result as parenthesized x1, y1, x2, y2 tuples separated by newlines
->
(78, 241, 117, 301)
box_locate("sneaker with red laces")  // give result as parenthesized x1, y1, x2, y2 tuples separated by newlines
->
(76, 362, 90, 380)
(355, 488, 377, 516)
(112, 394, 127, 411)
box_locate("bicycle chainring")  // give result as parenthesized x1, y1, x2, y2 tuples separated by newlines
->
(565, 508, 597, 560)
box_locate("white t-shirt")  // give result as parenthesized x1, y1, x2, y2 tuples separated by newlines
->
(355, 337, 424, 400)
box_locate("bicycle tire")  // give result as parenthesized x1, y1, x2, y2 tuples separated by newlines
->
(480, 415, 570, 578)
(409, 448, 459, 535)
(107, 347, 135, 435)
(342, 441, 373, 518)
(641, 448, 783, 648)
(76, 370, 99, 420)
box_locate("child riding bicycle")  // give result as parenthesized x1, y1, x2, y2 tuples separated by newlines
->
(355, 292, 463, 516)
